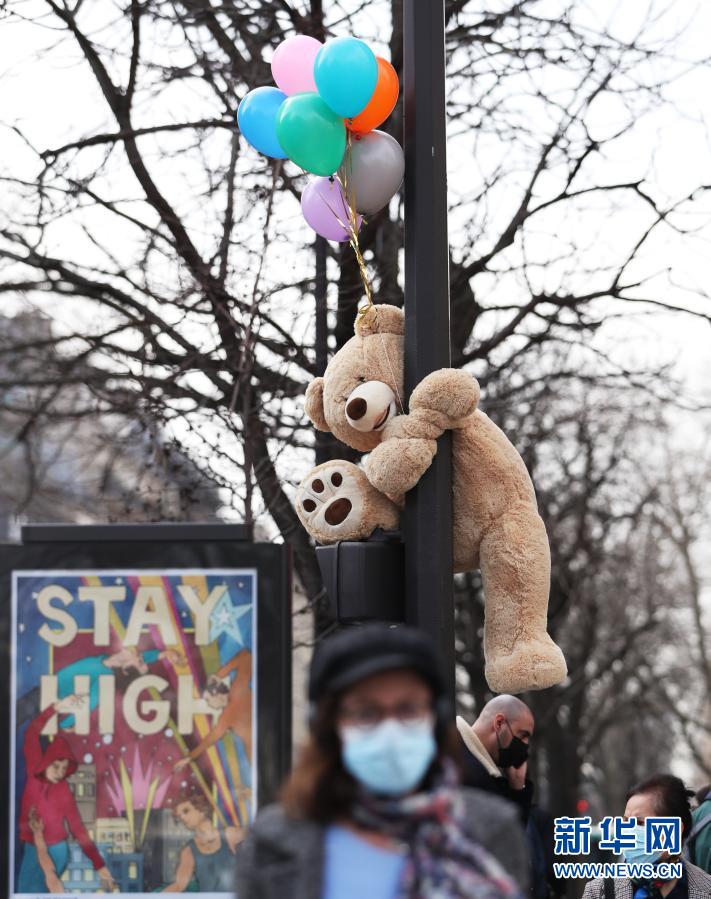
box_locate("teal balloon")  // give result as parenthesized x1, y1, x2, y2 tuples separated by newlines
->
(314, 36, 378, 118)
(276, 93, 346, 176)
(237, 87, 288, 158)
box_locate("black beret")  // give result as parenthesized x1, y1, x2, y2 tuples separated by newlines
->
(308, 624, 446, 704)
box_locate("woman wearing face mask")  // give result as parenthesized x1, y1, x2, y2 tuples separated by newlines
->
(583, 773, 711, 899)
(237, 625, 529, 899)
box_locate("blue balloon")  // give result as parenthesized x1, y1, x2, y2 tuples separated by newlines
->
(237, 87, 288, 158)
(314, 36, 378, 119)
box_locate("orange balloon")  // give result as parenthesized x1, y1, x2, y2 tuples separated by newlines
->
(347, 57, 399, 135)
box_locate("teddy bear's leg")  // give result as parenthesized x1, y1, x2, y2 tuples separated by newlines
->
(296, 461, 400, 544)
(479, 503, 567, 693)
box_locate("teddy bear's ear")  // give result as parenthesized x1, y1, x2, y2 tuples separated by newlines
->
(304, 377, 330, 432)
(354, 304, 405, 338)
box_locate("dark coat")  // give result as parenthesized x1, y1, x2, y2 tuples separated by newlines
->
(236, 788, 530, 899)
(460, 749, 534, 826)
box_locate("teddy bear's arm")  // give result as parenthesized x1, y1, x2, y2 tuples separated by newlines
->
(409, 368, 480, 421)
(364, 368, 479, 496)
(366, 434, 438, 497)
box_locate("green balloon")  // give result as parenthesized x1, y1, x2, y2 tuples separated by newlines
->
(276, 93, 346, 176)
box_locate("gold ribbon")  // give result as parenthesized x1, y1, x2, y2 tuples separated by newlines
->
(336, 131, 373, 309)
(320, 145, 406, 412)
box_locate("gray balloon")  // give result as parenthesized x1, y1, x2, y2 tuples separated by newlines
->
(340, 130, 405, 216)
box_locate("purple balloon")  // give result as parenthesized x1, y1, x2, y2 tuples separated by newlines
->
(301, 177, 362, 242)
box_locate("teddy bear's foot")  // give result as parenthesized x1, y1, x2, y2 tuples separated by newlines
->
(485, 634, 567, 694)
(296, 461, 400, 545)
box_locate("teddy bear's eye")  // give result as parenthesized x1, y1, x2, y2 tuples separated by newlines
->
(357, 376, 366, 383)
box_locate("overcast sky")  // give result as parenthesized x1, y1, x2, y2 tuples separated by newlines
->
(2, 1, 708, 396)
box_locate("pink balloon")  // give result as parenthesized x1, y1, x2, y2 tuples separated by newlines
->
(271, 35, 322, 96)
(301, 177, 362, 242)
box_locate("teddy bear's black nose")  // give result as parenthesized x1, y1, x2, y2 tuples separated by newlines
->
(346, 397, 367, 420)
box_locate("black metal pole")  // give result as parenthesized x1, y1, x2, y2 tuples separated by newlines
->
(403, 0, 455, 698)
(313, 234, 334, 638)
(314, 235, 330, 467)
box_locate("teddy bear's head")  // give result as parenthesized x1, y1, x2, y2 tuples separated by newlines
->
(304, 304, 404, 453)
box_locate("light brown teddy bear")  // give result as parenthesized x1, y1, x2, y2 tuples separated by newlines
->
(296, 304, 567, 694)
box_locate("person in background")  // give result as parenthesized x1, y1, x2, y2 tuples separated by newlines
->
(237, 625, 529, 899)
(458, 698, 559, 899)
(583, 773, 711, 899)
(457, 696, 535, 825)
(527, 806, 566, 899)
(686, 784, 711, 874)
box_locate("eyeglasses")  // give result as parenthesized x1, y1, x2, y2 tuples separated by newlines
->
(338, 701, 434, 730)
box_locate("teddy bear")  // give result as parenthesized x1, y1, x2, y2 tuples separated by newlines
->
(296, 303, 567, 694)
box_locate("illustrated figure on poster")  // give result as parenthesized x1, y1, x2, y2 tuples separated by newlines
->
(161, 793, 244, 892)
(17, 644, 184, 728)
(174, 649, 253, 772)
(17, 695, 117, 893)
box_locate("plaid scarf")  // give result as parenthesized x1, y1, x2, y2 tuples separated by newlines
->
(350, 760, 524, 899)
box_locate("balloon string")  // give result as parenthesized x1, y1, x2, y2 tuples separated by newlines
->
(336, 131, 373, 310)
(305, 133, 372, 308)
(379, 329, 406, 415)
(321, 142, 404, 415)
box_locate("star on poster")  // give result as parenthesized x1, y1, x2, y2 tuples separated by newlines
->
(209, 588, 252, 646)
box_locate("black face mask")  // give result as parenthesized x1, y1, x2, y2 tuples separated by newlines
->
(496, 721, 529, 769)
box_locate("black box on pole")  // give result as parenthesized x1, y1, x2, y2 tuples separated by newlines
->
(316, 539, 405, 623)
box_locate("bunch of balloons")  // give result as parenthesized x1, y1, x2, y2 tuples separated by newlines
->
(237, 34, 404, 243)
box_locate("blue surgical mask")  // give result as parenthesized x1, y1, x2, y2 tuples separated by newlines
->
(340, 717, 437, 797)
(623, 824, 663, 866)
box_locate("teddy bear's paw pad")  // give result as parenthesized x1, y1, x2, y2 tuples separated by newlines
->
(485, 637, 567, 694)
(296, 464, 368, 542)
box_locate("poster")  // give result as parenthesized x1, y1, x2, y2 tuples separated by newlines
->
(10, 569, 256, 898)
